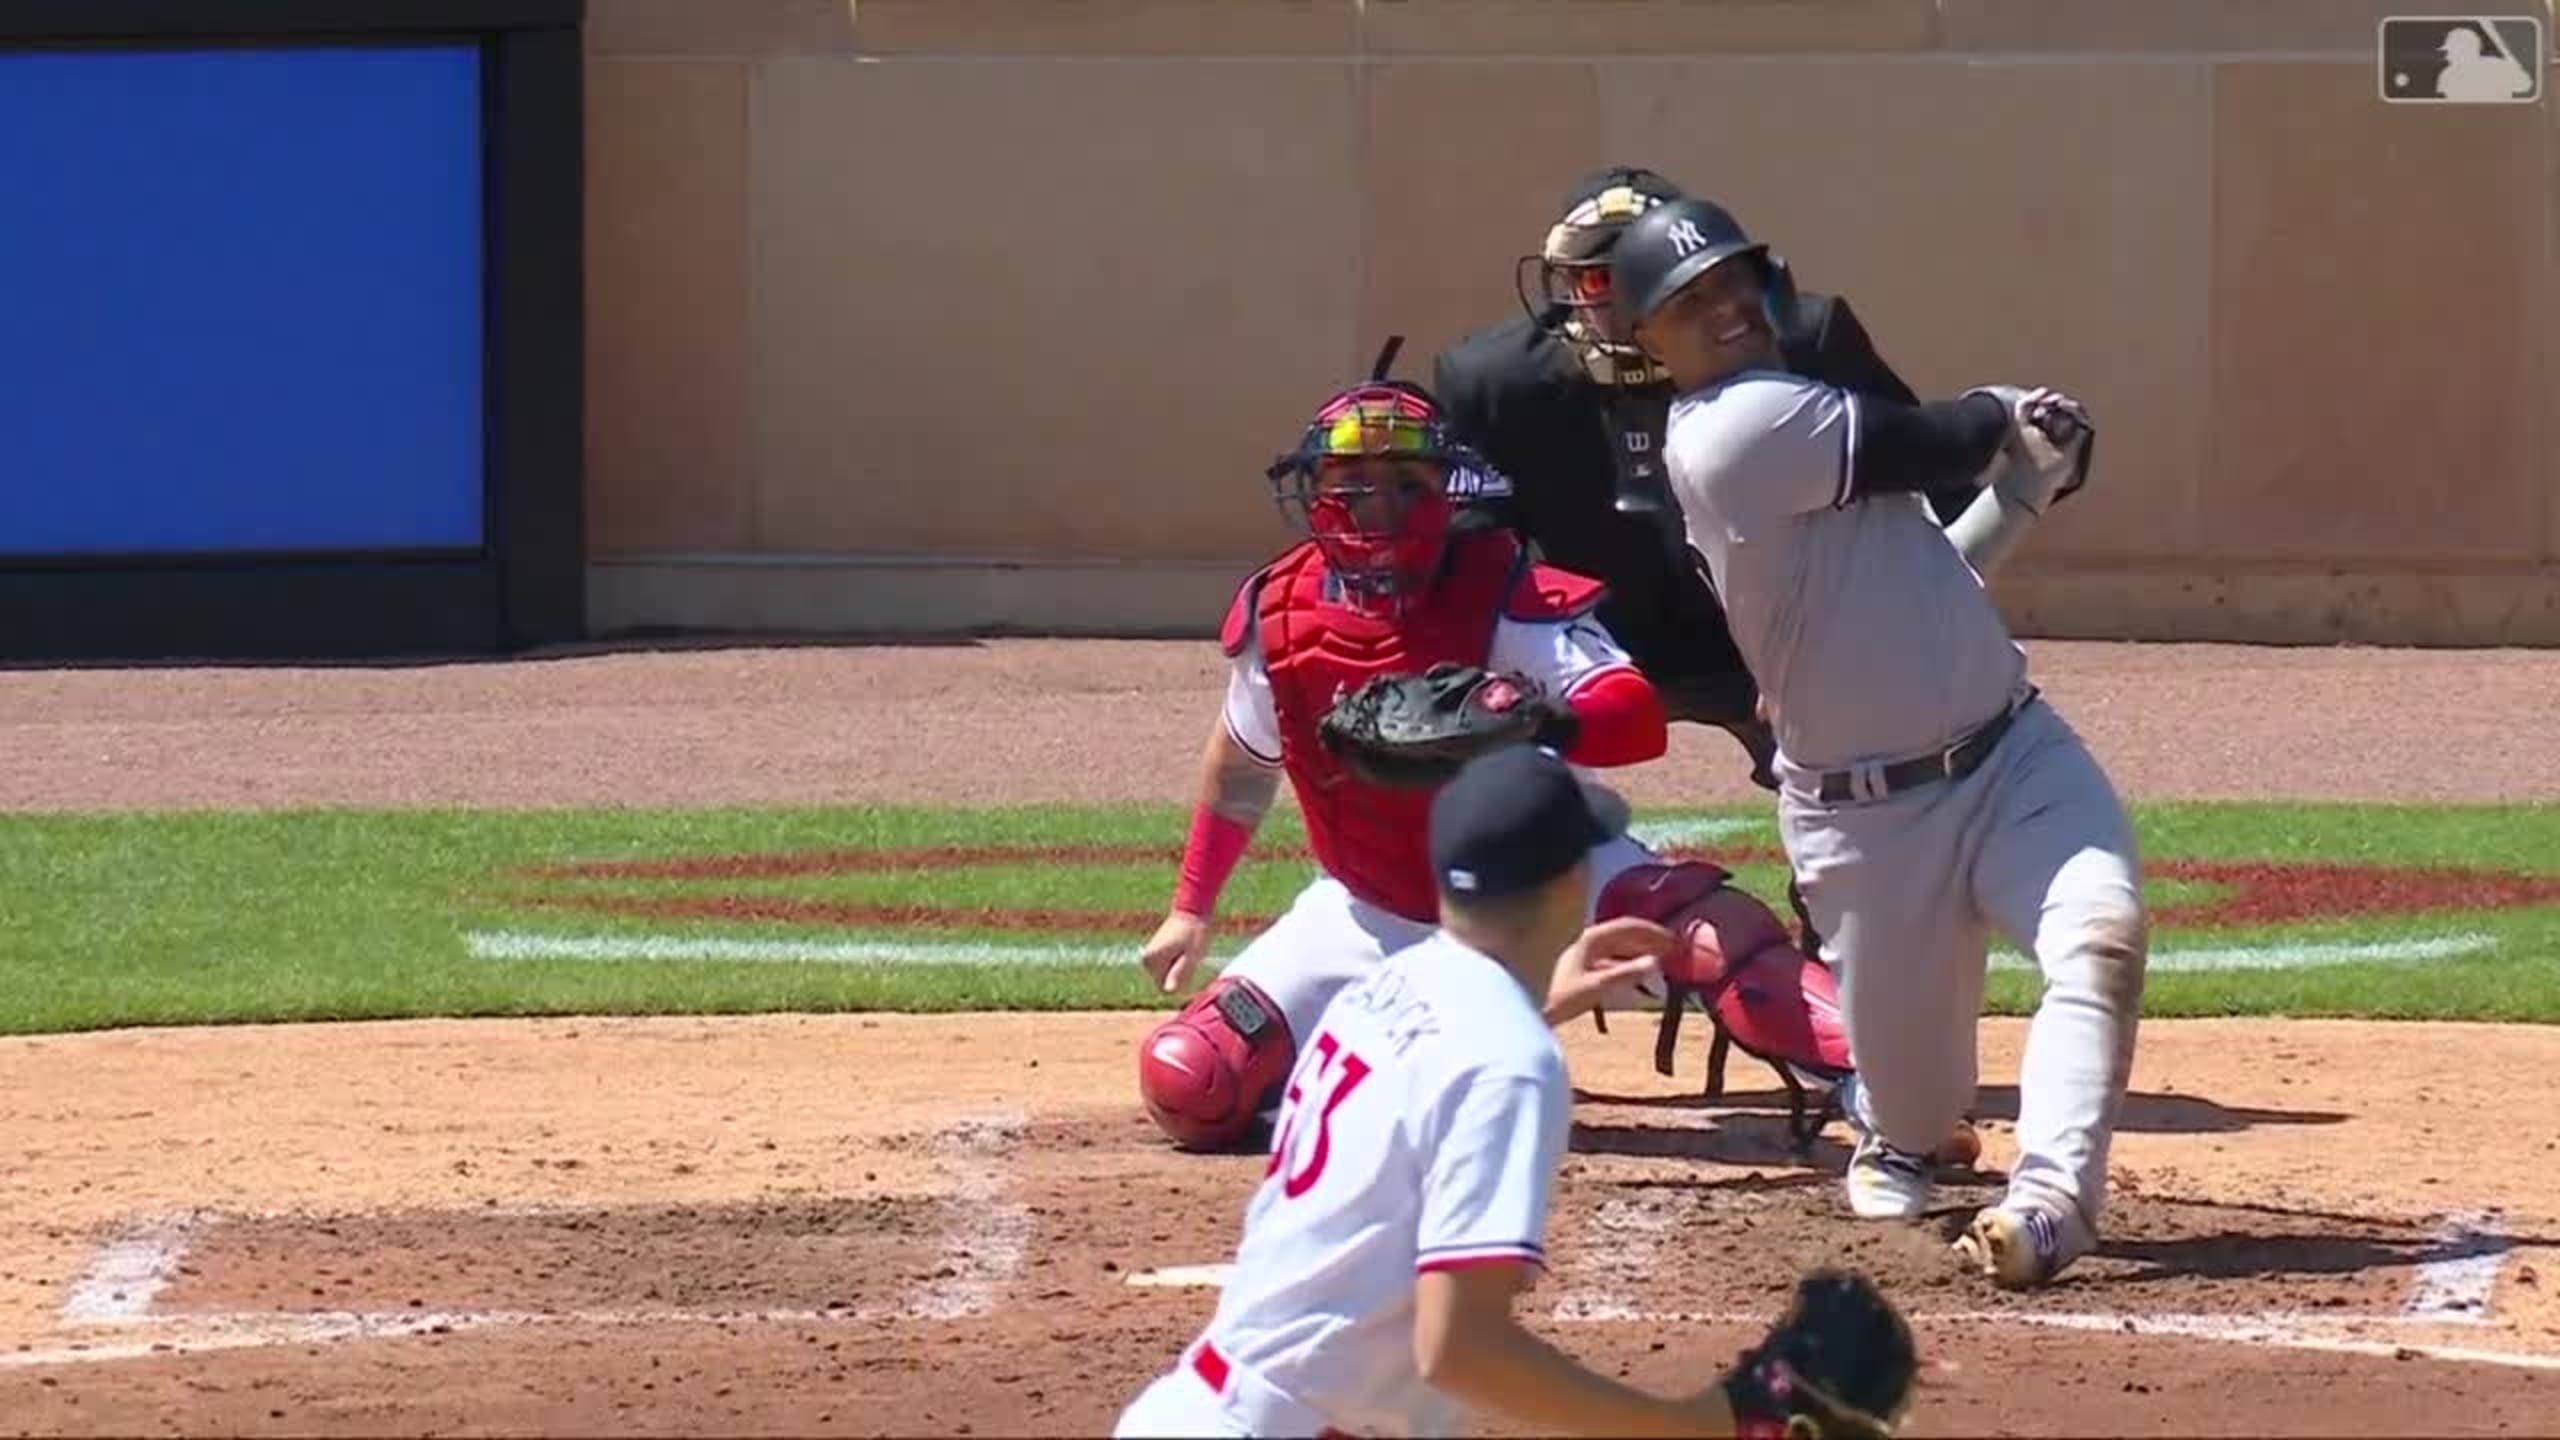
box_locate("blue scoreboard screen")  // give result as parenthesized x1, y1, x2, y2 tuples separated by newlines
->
(0, 44, 486, 556)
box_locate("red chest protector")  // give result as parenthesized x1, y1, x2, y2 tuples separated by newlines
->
(1224, 528, 1566, 924)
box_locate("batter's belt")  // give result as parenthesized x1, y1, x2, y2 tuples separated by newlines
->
(1807, 686, 2041, 804)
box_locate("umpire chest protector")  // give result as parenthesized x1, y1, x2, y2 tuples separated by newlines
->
(1436, 322, 1745, 681)
(1224, 529, 1583, 924)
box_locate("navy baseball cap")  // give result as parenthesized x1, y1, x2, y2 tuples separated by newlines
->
(1429, 745, 1619, 900)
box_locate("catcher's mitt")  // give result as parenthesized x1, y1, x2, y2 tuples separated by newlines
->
(1316, 663, 1576, 789)
(1720, 1270, 1917, 1440)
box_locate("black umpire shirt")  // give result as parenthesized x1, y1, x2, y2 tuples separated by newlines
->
(1432, 292, 1964, 702)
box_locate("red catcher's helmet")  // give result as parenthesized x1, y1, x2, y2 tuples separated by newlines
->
(1264, 338, 1510, 616)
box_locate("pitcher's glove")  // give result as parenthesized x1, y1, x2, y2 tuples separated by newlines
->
(1316, 663, 1577, 789)
(1719, 1270, 1918, 1440)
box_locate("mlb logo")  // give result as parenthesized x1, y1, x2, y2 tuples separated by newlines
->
(2377, 15, 2544, 104)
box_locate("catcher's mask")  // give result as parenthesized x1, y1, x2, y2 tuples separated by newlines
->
(1266, 338, 1509, 616)
(1515, 167, 1684, 388)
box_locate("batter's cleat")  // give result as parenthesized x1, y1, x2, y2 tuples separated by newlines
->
(1953, 1205, 2087, 1289)
(1844, 1131, 1935, 1220)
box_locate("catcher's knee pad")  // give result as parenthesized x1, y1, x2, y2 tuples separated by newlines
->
(1596, 860, 1734, 930)
(1599, 862, 1852, 1091)
(1137, 977, 1296, 1152)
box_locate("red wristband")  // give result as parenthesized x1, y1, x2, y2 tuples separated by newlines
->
(1173, 809, 1252, 917)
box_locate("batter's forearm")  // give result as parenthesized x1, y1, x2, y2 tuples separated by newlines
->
(1844, 393, 2010, 504)
(1171, 722, 1278, 918)
(1944, 478, 2043, 579)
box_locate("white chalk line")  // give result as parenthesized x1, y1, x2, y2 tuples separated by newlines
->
(59, 1213, 200, 1325)
(1990, 932, 2496, 974)
(19, 1298, 2552, 1377)
(465, 930, 1172, 969)
(1567, 1307, 2560, 1374)
(16, 1112, 1028, 1370)
(10, 1284, 2544, 1376)
(468, 928, 2497, 975)
(1551, 1197, 1671, 1323)
(1118, 1261, 2560, 1374)
(1121, 1207, 2556, 1380)
(1628, 816, 1764, 848)
(0, 1305, 863, 1371)
(2406, 1210, 2508, 1322)
(1121, 1263, 1236, 1290)
(906, 1112, 1029, 1321)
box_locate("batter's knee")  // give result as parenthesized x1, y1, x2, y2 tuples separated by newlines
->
(1136, 977, 1297, 1152)
(2055, 883, 2149, 1011)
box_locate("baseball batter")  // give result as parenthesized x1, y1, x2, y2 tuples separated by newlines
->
(1133, 356, 1676, 1152)
(1435, 164, 1973, 790)
(1117, 745, 1918, 1439)
(1607, 197, 2148, 1288)
(1437, 165, 2034, 1144)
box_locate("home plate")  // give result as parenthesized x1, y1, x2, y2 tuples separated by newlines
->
(1124, 1263, 1233, 1289)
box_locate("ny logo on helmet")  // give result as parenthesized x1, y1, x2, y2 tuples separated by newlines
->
(1665, 218, 1709, 258)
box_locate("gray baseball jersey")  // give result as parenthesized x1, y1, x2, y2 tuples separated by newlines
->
(1660, 367, 2147, 1265)
(1662, 370, 2025, 772)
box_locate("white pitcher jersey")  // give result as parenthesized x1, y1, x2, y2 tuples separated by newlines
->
(1662, 370, 2027, 771)
(1184, 932, 1571, 1437)
(1221, 611, 1636, 765)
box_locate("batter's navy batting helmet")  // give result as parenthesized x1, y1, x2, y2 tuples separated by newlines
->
(1610, 197, 1773, 332)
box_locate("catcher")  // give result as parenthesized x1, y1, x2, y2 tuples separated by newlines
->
(1133, 342, 1675, 1150)
(1117, 745, 1917, 1439)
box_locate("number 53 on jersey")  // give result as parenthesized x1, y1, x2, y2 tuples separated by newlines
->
(1267, 1031, 1374, 1199)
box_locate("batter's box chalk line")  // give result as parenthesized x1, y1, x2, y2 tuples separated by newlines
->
(17, 1112, 1031, 1369)
(2405, 1209, 2509, 1323)
(1120, 1206, 2541, 1373)
(1550, 1196, 1671, 1323)
(907, 1110, 1031, 1321)
(58, 1211, 205, 1326)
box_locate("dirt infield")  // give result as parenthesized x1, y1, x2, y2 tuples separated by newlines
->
(6, 638, 2560, 811)
(4, 638, 2559, 1436)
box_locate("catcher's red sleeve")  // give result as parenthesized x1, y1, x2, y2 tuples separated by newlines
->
(1560, 666, 1666, 768)
(1172, 808, 1252, 917)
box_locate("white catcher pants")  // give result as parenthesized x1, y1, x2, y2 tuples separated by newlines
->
(1223, 831, 1660, 1047)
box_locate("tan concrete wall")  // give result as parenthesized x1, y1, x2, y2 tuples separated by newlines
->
(583, 0, 2558, 644)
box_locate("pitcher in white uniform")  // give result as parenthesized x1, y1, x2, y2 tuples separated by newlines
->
(1118, 745, 1920, 1439)
(1605, 197, 2148, 1290)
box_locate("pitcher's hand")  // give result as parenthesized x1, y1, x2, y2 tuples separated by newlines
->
(1545, 915, 1678, 1026)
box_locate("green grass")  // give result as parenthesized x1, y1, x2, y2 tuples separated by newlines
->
(1, 801, 2555, 1036)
